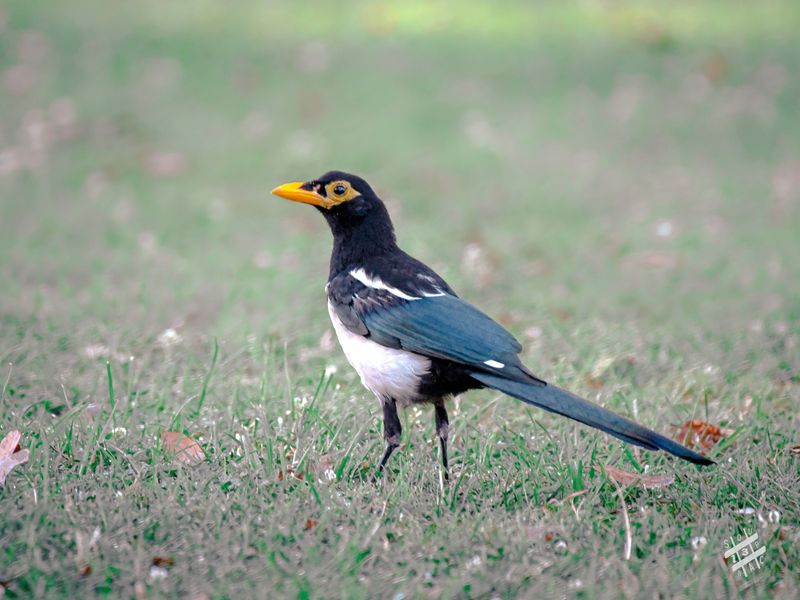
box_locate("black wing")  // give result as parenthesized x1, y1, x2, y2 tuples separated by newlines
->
(327, 269, 535, 381)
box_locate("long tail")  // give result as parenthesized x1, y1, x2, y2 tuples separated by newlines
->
(471, 371, 713, 466)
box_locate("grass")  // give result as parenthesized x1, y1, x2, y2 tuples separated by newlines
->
(1, 0, 799, 597)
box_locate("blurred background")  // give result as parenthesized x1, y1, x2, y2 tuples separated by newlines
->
(2, 1, 799, 597)
(2, 0, 799, 354)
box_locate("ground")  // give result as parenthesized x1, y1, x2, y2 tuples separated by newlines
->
(1, 1, 799, 598)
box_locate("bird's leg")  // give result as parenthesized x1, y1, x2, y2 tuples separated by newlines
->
(434, 402, 450, 481)
(375, 397, 402, 478)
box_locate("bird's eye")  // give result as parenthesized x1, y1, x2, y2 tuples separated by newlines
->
(333, 184, 347, 196)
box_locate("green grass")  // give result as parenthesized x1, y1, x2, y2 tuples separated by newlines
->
(1, 1, 799, 597)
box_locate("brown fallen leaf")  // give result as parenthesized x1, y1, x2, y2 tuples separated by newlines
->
(625, 250, 679, 270)
(703, 53, 729, 84)
(585, 375, 605, 390)
(160, 432, 206, 465)
(605, 465, 674, 489)
(141, 151, 186, 177)
(0, 430, 30, 485)
(674, 419, 733, 450)
(152, 556, 175, 567)
(304, 518, 317, 531)
(277, 468, 304, 481)
(790, 445, 800, 455)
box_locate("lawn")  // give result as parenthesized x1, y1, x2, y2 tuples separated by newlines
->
(1, 1, 799, 598)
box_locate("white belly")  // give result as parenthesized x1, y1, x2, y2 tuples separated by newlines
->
(327, 301, 430, 405)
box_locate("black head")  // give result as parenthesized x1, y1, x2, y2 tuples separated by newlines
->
(273, 171, 398, 272)
(272, 170, 395, 241)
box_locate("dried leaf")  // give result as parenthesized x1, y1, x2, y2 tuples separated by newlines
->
(142, 151, 186, 177)
(78, 564, 91, 577)
(0, 430, 21, 455)
(605, 466, 674, 489)
(674, 419, 733, 450)
(703, 53, 729, 83)
(585, 375, 605, 390)
(160, 432, 205, 465)
(304, 518, 317, 530)
(624, 250, 679, 270)
(277, 468, 303, 481)
(790, 445, 800, 455)
(0, 430, 30, 485)
(151, 556, 175, 567)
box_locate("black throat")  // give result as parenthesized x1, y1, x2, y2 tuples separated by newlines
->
(321, 198, 398, 279)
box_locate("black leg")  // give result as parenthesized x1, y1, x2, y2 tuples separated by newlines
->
(435, 402, 450, 481)
(375, 398, 402, 478)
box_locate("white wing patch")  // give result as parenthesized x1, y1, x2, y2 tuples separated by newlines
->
(484, 359, 505, 369)
(349, 268, 420, 301)
(418, 274, 446, 297)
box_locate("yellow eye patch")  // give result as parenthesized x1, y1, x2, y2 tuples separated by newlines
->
(324, 180, 360, 205)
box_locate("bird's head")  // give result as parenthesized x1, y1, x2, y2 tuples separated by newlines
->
(272, 171, 397, 263)
(271, 170, 379, 217)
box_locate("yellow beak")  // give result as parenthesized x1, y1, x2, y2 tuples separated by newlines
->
(271, 181, 331, 208)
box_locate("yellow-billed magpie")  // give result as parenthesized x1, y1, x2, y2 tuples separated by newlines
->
(272, 171, 714, 477)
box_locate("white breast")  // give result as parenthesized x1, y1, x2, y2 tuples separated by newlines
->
(327, 301, 430, 405)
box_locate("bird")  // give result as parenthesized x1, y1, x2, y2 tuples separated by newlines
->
(271, 170, 714, 478)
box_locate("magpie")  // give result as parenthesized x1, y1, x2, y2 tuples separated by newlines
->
(272, 171, 714, 478)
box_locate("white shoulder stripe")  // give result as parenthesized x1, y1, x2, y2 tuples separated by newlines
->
(349, 268, 420, 301)
(417, 274, 447, 297)
(484, 359, 505, 368)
